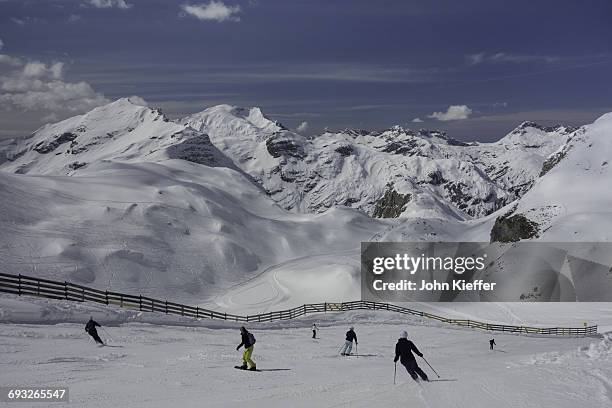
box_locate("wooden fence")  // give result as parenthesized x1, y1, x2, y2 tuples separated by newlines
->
(0, 272, 598, 336)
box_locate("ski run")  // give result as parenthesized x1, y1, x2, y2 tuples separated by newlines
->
(1, 296, 611, 408)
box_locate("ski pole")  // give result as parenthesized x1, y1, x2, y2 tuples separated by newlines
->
(421, 356, 440, 378)
(394, 362, 397, 385)
(101, 327, 114, 343)
(355, 343, 358, 358)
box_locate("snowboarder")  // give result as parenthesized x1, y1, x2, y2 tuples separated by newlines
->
(394, 331, 428, 382)
(236, 326, 256, 370)
(312, 323, 318, 339)
(85, 316, 104, 345)
(489, 338, 496, 350)
(340, 326, 357, 355)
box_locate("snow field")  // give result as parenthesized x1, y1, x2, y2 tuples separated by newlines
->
(1, 309, 610, 408)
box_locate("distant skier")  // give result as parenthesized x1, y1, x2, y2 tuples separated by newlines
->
(236, 326, 257, 370)
(394, 331, 428, 382)
(489, 338, 496, 350)
(312, 323, 318, 339)
(85, 317, 104, 345)
(340, 326, 358, 355)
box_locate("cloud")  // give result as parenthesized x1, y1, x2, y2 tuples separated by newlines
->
(467, 52, 559, 65)
(68, 14, 82, 22)
(86, 0, 133, 9)
(181, 1, 242, 22)
(0, 47, 108, 115)
(492, 101, 508, 108)
(127, 95, 147, 106)
(428, 105, 472, 121)
(22, 62, 64, 79)
(0, 54, 23, 67)
(296, 121, 309, 133)
(411, 117, 423, 123)
(0, 39, 3, 51)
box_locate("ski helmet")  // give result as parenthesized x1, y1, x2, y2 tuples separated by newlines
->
(350, 326, 354, 330)
(400, 331, 408, 339)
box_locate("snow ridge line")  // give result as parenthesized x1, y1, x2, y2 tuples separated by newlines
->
(0, 272, 598, 336)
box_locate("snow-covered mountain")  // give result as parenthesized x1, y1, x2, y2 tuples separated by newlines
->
(183, 107, 573, 220)
(1, 97, 610, 305)
(0, 98, 237, 175)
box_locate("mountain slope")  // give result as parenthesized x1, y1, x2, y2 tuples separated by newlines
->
(0, 98, 235, 175)
(0, 158, 388, 303)
(183, 108, 571, 220)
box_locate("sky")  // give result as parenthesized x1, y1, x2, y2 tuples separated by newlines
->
(0, 0, 611, 141)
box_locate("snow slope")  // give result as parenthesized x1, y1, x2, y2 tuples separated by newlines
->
(0, 308, 610, 408)
(502, 113, 612, 241)
(0, 158, 387, 304)
(0, 98, 611, 312)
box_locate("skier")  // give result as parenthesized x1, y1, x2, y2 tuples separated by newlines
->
(312, 323, 318, 339)
(85, 316, 104, 345)
(489, 338, 496, 350)
(340, 326, 357, 355)
(236, 326, 257, 370)
(394, 331, 428, 382)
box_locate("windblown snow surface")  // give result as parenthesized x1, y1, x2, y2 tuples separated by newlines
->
(1, 99, 612, 407)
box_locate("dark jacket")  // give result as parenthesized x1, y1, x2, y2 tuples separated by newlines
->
(345, 329, 357, 343)
(85, 319, 100, 333)
(237, 331, 253, 350)
(394, 338, 423, 363)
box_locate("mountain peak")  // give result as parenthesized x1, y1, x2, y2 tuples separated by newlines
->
(512, 121, 575, 135)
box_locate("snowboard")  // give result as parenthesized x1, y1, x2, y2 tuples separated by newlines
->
(234, 366, 261, 372)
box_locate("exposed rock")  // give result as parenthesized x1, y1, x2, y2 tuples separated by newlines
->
(266, 134, 305, 159)
(335, 145, 353, 156)
(490, 213, 539, 242)
(427, 170, 446, 185)
(68, 161, 87, 170)
(540, 148, 570, 176)
(372, 186, 411, 218)
(34, 132, 77, 154)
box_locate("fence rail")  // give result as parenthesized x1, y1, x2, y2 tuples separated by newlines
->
(0, 272, 598, 336)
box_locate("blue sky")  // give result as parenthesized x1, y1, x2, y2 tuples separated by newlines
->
(1, 0, 611, 141)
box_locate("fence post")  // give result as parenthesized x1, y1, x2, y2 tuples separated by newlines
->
(37, 279, 40, 296)
(18, 274, 22, 296)
(196, 307, 199, 319)
(139, 295, 142, 311)
(82, 288, 85, 302)
(64, 281, 68, 300)
(165, 300, 168, 314)
(324, 302, 327, 313)
(105, 291, 109, 305)
(181, 305, 184, 316)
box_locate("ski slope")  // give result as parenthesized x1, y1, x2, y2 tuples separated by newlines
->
(0, 305, 610, 408)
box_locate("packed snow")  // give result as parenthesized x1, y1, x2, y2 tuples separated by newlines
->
(0, 300, 610, 408)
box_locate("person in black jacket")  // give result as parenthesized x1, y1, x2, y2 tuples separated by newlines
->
(236, 326, 256, 370)
(340, 326, 358, 355)
(85, 317, 104, 345)
(394, 331, 428, 382)
(489, 338, 496, 350)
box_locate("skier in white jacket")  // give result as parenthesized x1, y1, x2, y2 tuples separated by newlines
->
(312, 323, 318, 339)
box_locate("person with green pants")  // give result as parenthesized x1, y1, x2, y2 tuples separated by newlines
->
(236, 326, 256, 370)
